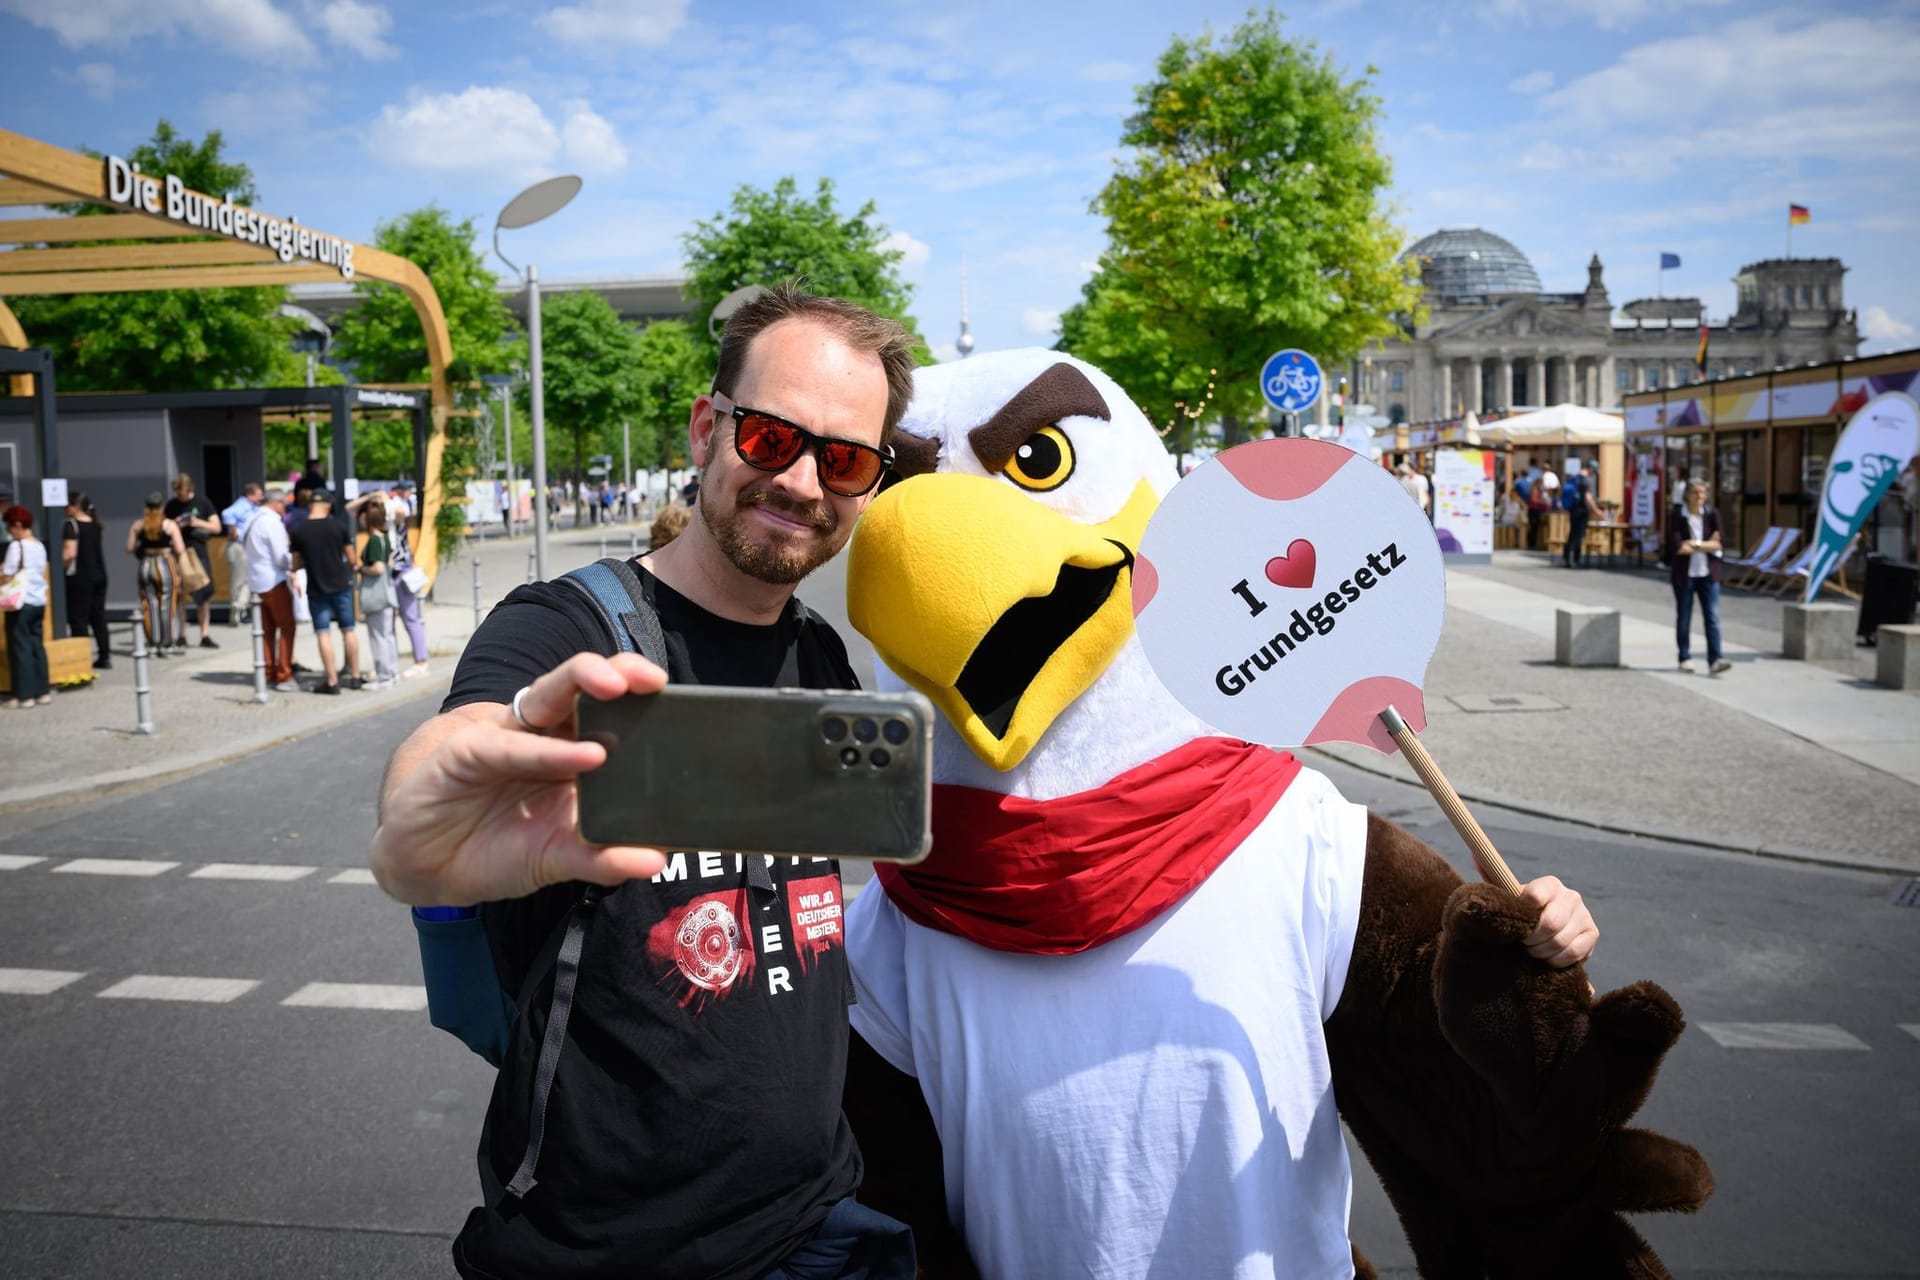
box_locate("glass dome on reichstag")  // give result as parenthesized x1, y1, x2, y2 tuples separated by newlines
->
(1402, 228, 1542, 302)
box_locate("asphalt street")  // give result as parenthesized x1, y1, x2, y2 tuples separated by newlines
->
(2, 685, 1917, 1278)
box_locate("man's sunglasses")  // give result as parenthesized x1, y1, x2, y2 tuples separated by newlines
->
(711, 392, 894, 498)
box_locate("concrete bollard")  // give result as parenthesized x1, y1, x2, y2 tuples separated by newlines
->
(1783, 602, 1854, 660)
(629, 528, 638, 557)
(472, 556, 485, 633)
(599, 535, 607, 561)
(251, 604, 270, 703)
(1555, 606, 1620, 667)
(130, 618, 155, 735)
(1874, 624, 1920, 689)
(526, 547, 536, 586)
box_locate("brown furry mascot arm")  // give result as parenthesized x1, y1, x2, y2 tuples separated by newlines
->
(1325, 814, 1714, 1279)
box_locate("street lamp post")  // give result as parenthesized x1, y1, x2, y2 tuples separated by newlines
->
(493, 175, 582, 582)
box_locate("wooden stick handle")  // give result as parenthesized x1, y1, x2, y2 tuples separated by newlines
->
(1378, 706, 1523, 897)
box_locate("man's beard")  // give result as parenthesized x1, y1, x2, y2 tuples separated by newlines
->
(700, 472, 841, 586)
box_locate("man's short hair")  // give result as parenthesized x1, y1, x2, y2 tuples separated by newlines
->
(264, 487, 286, 505)
(243, 482, 264, 499)
(711, 282, 918, 443)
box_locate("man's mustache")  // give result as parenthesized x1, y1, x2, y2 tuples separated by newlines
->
(739, 487, 834, 532)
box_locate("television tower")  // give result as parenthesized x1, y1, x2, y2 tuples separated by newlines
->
(956, 256, 975, 358)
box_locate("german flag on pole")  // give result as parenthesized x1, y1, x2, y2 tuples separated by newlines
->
(1695, 322, 1710, 377)
(1789, 204, 1811, 225)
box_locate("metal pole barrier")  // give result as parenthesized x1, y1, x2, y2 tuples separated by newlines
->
(131, 616, 155, 735)
(472, 557, 483, 633)
(251, 602, 270, 703)
(629, 527, 638, 556)
(526, 547, 535, 585)
(598, 534, 606, 561)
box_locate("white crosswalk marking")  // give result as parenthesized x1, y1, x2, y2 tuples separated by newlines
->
(53, 858, 180, 877)
(0, 854, 47, 871)
(328, 868, 378, 885)
(283, 982, 427, 1011)
(0, 967, 86, 995)
(189, 863, 316, 882)
(1699, 1022, 1870, 1050)
(97, 975, 259, 1003)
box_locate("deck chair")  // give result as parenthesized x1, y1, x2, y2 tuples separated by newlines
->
(1725, 526, 1787, 572)
(1728, 526, 1800, 590)
(1774, 534, 1861, 600)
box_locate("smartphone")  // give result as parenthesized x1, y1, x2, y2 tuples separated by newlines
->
(574, 686, 935, 863)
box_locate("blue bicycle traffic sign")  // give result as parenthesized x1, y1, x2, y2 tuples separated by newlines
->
(1260, 349, 1323, 414)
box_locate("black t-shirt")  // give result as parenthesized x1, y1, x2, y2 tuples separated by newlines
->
(163, 495, 216, 545)
(62, 517, 107, 582)
(287, 516, 353, 595)
(444, 566, 865, 1280)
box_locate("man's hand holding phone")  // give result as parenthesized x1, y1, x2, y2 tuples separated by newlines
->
(369, 652, 670, 906)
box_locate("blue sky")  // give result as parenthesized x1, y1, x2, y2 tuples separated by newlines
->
(4, 0, 1918, 365)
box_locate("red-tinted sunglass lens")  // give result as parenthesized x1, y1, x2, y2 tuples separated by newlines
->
(817, 441, 882, 494)
(737, 414, 805, 469)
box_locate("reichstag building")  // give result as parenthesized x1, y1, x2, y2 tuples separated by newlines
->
(1356, 228, 1859, 424)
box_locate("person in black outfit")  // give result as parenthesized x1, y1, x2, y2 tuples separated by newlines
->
(287, 491, 362, 693)
(60, 491, 112, 668)
(369, 286, 920, 1280)
(163, 472, 221, 648)
(295, 456, 328, 497)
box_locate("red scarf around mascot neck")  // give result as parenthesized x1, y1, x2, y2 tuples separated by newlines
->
(874, 738, 1301, 955)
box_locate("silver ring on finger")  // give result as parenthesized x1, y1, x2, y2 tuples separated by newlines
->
(511, 685, 539, 733)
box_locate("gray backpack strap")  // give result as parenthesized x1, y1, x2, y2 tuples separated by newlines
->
(560, 557, 668, 668)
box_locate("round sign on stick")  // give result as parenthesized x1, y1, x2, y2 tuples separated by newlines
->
(1132, 437, 1522, 893)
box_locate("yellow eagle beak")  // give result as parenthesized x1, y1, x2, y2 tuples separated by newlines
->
(848, 474, 1158, 771)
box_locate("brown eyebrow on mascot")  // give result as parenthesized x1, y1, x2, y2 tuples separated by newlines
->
(836, 350, 1712, 1280)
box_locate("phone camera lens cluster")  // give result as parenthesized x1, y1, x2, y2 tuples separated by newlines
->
(882, 719, 910, 745)
(824, 713, 911, 768)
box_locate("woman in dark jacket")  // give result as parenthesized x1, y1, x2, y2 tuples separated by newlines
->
(1665, 478, 1730, 674)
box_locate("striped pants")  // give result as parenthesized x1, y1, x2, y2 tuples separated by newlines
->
(137, 553, 179, 649)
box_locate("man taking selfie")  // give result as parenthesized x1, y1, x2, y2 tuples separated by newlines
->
(369, 286, 918, 1279)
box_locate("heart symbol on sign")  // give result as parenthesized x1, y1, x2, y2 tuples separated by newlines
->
(1264, 539, 1317, 590)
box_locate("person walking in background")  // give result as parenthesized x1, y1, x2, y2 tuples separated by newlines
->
(243, 488, 297, 691)
(127, 492, 186, 658)
(60, 492, 112, 670)
(164, 473, 220, 649)
(288, 490, 361, 695)
(388, 491, 430, 680)
(359, 500, 400, 689)
(1666, 478, 1730, 675)
(221, 482, 264, 628)
(2, 505, 52, 708)
(1561, 463, 1602, 568)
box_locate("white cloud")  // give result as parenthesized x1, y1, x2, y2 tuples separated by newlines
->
(537, 0, 689, 48)
(1076, 60, 1135, 83)
(879, 231, 930, 268)
(1861, 305, 1915, 345)
(560, 102, 628, 174)
(204, 83, 321, 135)
(0, 0, 316, 60)
(1479, 0, 1734, 31)
(1022, 307, 1061, 336)
(75, 63, 118, 100)
(1507, 69, 1554, 95)
(1536, 15, 1920, 164)
(317, 0, 396, 59)
(370, 87, 561, 181)
(932, 342, 960, 363)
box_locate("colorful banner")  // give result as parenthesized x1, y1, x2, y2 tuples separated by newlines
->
(1433, 448, 1495, 556)
(1805, 393, 1920, 601)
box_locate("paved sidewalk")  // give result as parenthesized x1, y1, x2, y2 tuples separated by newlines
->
(1311, 551, 1920, 873)
(0, 519, 650, 814)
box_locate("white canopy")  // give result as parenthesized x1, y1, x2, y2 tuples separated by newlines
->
(1478, 403, 1624, 446)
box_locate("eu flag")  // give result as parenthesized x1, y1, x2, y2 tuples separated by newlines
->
(1660, 252, 1681, 270)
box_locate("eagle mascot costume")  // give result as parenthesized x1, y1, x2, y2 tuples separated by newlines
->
(836, 349, 1712, 1279)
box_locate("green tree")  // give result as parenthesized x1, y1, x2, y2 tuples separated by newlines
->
(681, 176, 931, 363)
(628, 319, 710, 470)
(520, 289, 646, 514)
(331, 206, 516, 552)
(9, 120, 300, 393)
(1058, 9, 1419, 445)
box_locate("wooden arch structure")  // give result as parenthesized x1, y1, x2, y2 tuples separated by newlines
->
(0, 126, 454, 580)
